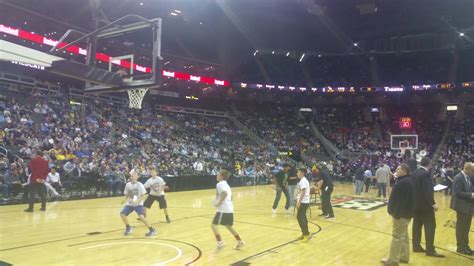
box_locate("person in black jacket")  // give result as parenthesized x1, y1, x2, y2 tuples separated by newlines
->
(316, 164, 335, 219)
(381, 163, 414, 266)
(411, 157, 445, 258)
(450, 162, 474, 255)
(272, 164, 291, 213)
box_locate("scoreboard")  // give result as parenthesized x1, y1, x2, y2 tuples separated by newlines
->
(399, 117, 412, 129)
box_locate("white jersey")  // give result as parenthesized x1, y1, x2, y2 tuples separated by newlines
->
(297, 177, 310, 204)
(144, 176, 166, 196)
(47, 172, 60, 183)
(123, 181, 146, 206)
(216, 180, 233, 213)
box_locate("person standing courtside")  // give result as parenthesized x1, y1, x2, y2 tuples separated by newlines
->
(375, 164, 390, 198)
(450, 162, 474, 255)
(24, 150, 49, 212)
(364, 167, 373, 194)
(381, 163, 414, 266)
(354, 165, 365, 195)
(287, 165, 298, 208)
(272, 163, 291, 214)
(412, 157, 445, 258)
(317, 164, 335, 219)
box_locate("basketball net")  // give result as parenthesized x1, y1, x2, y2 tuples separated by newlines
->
(399, 147, 407, 159)
(127, 88, 148, 109)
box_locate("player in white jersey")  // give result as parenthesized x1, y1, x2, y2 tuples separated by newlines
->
(211, 170, 245, 250)
(296, 168, 311, 243)
(143, 167, 171, 223)
(120, 169, 156, 236)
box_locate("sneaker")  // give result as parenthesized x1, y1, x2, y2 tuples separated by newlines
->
(166, 218, 171, 224)
(301, 235, 310, 243)
(272, 209, 277, 214)
(145, 228, 157, 237)
(234, 240, 245, 250)
(24, 208, 33, 212)
(318, 213, 327, 217)
(216, 241, 225, 249)
(325, 215, 335, 220)
(295, 235, 304, 241)
(124, 226, 133, 236)
(40, 208, 46, 211)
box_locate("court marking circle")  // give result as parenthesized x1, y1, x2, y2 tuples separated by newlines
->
(79, 241, 182, 265)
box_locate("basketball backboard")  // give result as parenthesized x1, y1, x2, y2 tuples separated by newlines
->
(390, 134, 418, 150)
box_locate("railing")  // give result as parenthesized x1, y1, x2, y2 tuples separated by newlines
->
(309, 121, 340, 159)
(0, 71, 62, 94)
(432, 119, 453, 163)
(155, 105, 228, 118)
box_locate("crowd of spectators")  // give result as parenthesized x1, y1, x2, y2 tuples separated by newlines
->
(236, 105, 327, 163)
(437, 106, 474, 170)
(0, 84, 281, 202)
(0, 77, 471, 204)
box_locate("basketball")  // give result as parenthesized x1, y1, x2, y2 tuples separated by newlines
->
(310, 186, 317, 195)
(163, 185, 170, 192)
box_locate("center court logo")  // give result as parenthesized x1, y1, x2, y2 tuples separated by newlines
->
(331, 195, 386, 211)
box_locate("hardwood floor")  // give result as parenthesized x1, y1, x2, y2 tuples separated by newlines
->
(0, 183, 472, 265)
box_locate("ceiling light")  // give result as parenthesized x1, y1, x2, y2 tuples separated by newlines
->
(299, 53, 305, 62)
(353, 43, 358, 47)
(286, 52, 290, 56)
(253, 50, 259, 56)
(140, 2, 143, 6)
(459, 32, 465, 37)
(170, 12, 178, 16)
(272, 51, 275, 54)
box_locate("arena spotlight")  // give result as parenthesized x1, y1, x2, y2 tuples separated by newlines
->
(299, 53, 305, 62)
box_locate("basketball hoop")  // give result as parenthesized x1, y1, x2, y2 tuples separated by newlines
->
(127, 88, 148, 109)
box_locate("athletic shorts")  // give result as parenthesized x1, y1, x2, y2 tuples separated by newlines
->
(212, 212, 234, 226)
(143, 195, 167, 209)
(121, 205, 145, 216)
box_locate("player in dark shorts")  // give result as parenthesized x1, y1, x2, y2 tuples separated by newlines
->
(211, 170, 245, 250)
(143, 167, 171, 223)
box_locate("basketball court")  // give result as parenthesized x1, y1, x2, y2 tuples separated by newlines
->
(0, 5, 472, 266)
(0, 183, 472, 265)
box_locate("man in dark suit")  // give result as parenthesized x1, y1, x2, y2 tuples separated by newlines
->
(412, 157, 444, 258)
(450, 162, 474, 255)
(381, 163, 414, 266)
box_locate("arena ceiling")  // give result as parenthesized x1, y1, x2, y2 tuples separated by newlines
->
(3, 0, 474, 73)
